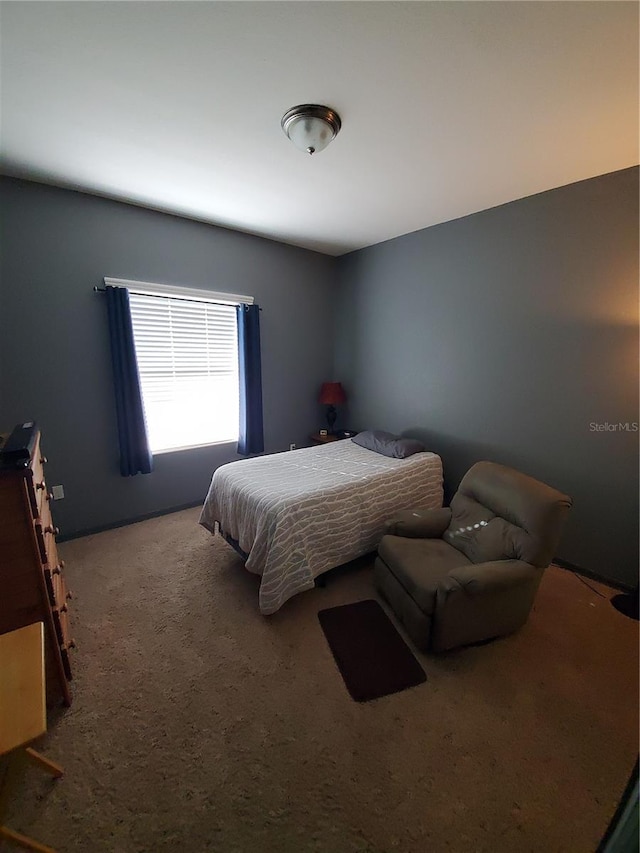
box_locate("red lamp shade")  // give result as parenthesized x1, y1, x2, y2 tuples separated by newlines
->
(318, 382, 346, 405)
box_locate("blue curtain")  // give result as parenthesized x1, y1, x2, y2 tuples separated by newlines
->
(105, 286, 153, 476)
(237, 303, 264, 455)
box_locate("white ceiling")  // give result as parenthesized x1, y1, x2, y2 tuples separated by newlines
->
(1, 2, 637, 256)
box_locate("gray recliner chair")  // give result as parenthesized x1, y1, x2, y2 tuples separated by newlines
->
(374, 461, 572, 652)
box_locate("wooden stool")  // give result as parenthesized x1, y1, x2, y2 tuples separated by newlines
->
(0, 622, 64, 853)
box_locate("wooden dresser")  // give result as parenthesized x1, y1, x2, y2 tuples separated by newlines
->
(0, 430, 74, 706)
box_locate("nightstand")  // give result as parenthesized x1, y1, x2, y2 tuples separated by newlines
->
(310, 433, 340, 445)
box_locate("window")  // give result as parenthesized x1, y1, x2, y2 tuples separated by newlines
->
(116, 279, 252, 454)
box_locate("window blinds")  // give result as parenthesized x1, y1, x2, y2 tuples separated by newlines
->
(128, 291, 239, 453)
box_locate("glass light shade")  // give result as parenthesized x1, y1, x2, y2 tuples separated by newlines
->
(286, 115, 335, 155)
(282, 105, 341, 155)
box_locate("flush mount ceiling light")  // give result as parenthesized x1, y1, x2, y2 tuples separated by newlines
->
(281, 104, 342, 155)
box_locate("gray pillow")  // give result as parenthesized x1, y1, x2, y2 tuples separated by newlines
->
(352, 430, 426, 459)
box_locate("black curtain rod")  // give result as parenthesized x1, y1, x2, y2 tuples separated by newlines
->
(93, 286, 171, 300)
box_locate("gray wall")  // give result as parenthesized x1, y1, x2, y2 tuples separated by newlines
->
(3, 171, 637, 586)
(0, 177, 337, 536)
(335, 168, 639, 587)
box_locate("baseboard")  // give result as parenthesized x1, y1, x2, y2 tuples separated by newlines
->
(553, 558, 635, 594)
(57, 501, 203, 542)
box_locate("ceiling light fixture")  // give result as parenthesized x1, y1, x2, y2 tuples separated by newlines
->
(281, 104, 342, 155)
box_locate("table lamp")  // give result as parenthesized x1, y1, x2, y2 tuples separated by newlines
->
(318, 382, 346, 434)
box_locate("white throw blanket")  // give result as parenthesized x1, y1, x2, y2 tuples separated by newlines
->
(200, 439, 443, 614)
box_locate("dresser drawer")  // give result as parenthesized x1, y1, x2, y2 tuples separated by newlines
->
(53, 601, 68, 644)
(52, 584, 74, 681)
(28, 435, 49, 519)
(35, 482, 54, 523)
(52, 604, 73, 680)
(35, 499, 60, 565)
(51, 568, 70, 634)
(60, 640, 73, 682)
(52, 572, 70, 616)
(44, 555, 68, 608)
(44, 529, 62, 575)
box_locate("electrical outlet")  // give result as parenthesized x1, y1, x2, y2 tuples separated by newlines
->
(51, 485, 65, 500)
(289, 443, 296, 451)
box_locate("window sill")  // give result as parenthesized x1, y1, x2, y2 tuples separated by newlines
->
(152, 440, 238, 456)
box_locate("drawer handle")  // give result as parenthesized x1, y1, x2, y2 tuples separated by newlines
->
(46, 491, 54, 501)
(51, 560, 65, 575)
(41, 456, 48, 464)
(44, 525, 60, 536)
(60, 603, 68, 613)
(36, 481, 46, 491)
(66, 590, 73, 601)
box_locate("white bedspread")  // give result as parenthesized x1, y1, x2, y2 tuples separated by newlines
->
(199, 439, 443, 614)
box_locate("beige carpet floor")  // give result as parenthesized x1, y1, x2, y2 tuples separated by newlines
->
(3, 507, 638, 853)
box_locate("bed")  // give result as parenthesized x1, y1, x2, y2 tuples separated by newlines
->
(199, 438, 443, 614)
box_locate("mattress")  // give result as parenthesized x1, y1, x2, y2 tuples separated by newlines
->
(199, 438, 443, 614)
